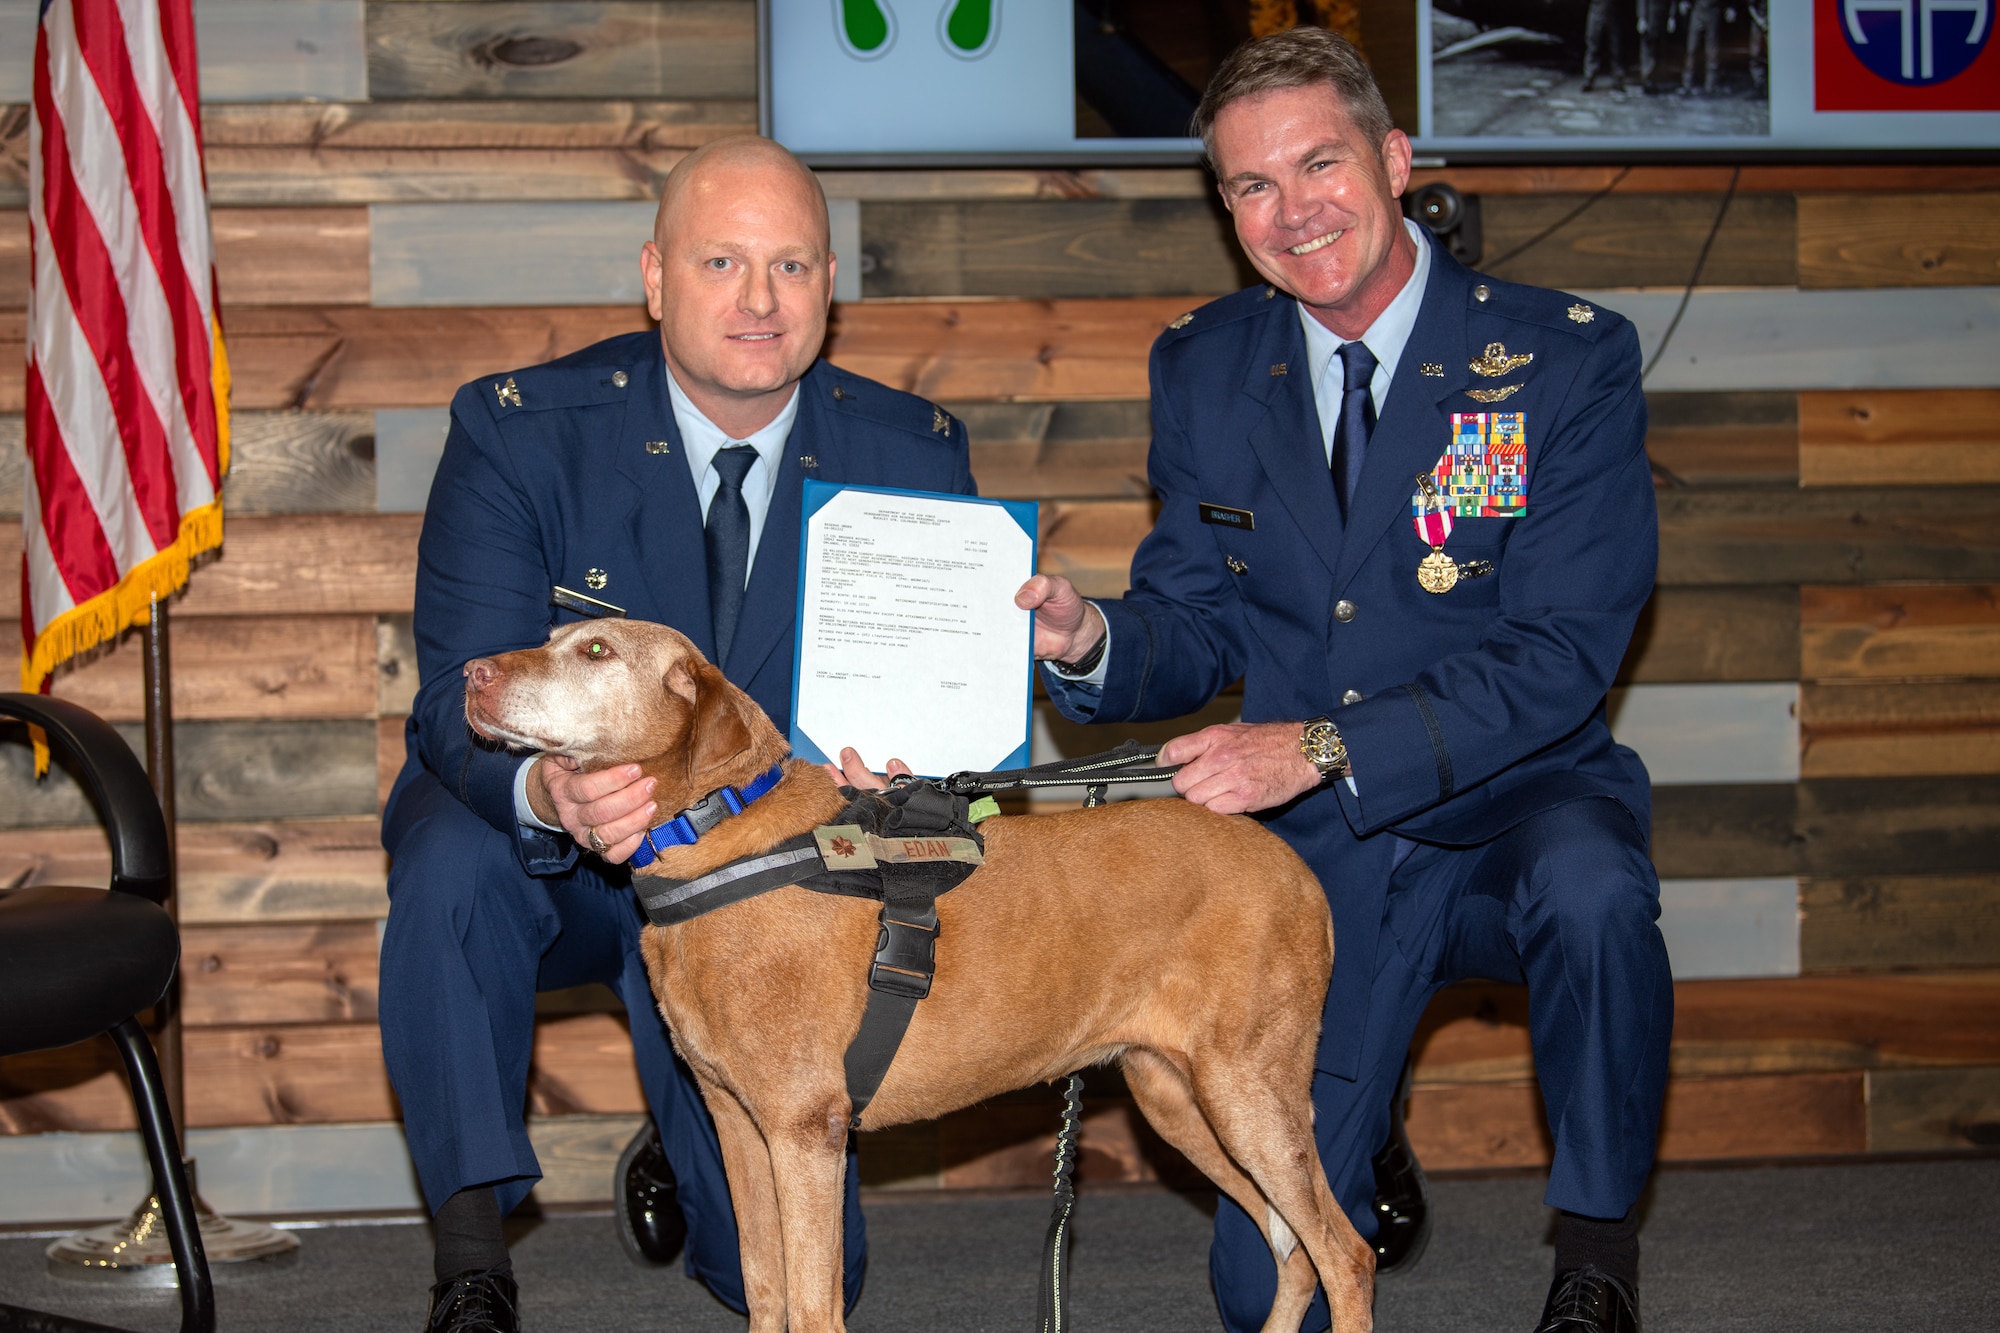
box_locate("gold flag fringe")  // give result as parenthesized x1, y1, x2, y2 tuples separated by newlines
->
(18, 321, 231, 774)
(211, 311, 232, 477)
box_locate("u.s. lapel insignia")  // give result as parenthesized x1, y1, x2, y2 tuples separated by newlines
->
(495, 376, 522, 408)
(1469, 343, 1533, 378)
(1568, 304, 1595, 324)
(1270, 363, 1288, 377)
(1169, 311, 1194, 329)
(644, 439, 671, 455)
(1263, 285, 1277, 299)
(1420, 362, 1444, 377)
(932, 404, 952, 434)
(1465, 384, 1523, 404)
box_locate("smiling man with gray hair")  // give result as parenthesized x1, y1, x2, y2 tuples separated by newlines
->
(1020, 27, 1669, 1333)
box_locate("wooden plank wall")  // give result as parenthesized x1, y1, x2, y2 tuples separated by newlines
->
(4, 4, 1999, 1213)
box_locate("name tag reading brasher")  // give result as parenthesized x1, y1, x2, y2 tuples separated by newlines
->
(1199, 502, 1255, 531)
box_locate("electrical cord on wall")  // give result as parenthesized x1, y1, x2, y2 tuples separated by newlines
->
(1641, 167, 1743, 384)
(1482, 166, 1633, 273)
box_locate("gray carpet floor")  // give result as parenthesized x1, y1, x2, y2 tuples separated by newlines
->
(3, 1158, 1995, 1331)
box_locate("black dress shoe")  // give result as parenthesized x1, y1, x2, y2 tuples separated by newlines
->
(617, 1119, 688, 1266)
(1533, 1265, 1641, 1333)
(425, 1268, 519, 1333)
(1369, 1059, 1431, 1276)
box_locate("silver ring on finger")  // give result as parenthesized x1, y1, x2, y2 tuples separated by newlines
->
(586, 825, 609, 855)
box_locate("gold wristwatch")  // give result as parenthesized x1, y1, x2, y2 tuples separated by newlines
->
(1299, 716, 1350, 782)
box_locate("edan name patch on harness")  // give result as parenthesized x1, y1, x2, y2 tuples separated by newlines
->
(814, 825, 985, 870)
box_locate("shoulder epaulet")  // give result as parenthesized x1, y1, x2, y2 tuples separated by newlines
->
(475, 331, 654, 415)
(820, 370, 963, 444)
(1465, 274, 1613, 341)
(1157, 283, 1286, 345)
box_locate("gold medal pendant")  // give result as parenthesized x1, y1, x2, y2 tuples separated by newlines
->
(1418, 548, 1459, 594)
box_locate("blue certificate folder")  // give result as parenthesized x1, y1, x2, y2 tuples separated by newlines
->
(789, 480, 1039, 776)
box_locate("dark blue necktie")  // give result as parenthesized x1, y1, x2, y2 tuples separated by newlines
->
(1332, 340, 1378, 521)
(705, 445, 758, 666)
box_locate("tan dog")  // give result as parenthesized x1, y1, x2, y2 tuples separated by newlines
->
(465, 619, 1374, 1333)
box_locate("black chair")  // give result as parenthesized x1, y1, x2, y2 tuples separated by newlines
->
(0, 694, 214, 1333)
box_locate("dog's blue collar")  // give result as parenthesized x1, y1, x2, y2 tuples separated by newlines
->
(626, 763, 787, 869)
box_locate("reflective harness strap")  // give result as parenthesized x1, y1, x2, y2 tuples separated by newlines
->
(633, 840, 823, 925)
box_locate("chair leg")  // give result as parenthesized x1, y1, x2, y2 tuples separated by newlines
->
(108, 1018, 215, 1333)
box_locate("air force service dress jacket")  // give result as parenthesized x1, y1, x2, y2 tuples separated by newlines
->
(386, 332, 977, 875)
(1044, 237, 1658, 1080)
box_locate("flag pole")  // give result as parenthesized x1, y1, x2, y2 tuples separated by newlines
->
(46, 597, 301, 1281)
(142, 593, 185, 1143)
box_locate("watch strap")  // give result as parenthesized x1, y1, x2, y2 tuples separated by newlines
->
(1050, 632, 1107, 678)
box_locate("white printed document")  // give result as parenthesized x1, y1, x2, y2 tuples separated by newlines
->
(790, 481, 1037, 777)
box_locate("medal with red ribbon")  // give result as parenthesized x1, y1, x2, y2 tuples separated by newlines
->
(1413, 472, 1458, 594)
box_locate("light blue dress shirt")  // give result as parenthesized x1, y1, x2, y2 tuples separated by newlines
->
(1296, 216, 1434, 464)
(666, 363, 802, 582)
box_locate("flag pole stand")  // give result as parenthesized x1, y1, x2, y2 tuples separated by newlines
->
(45, 595, 300, 1285)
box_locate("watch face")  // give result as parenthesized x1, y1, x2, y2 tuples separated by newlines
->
(1299, 719, 1344, 775)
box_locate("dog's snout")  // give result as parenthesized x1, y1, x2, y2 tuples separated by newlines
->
(465, 658, 500, 693)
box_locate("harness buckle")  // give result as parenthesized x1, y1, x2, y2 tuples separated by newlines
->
(868, 904, 939, 1000)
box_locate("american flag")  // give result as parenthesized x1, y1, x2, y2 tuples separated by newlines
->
(20, 0, 227, 698)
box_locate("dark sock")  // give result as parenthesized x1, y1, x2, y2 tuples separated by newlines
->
(1552, 1208, 1639, 1291)
(433, 1187, 512, 1284)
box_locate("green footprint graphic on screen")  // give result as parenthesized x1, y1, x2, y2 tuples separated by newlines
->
(938, 0, 998, 59)
(834, 0, 897, 59)
(831, 0, 1000, 61)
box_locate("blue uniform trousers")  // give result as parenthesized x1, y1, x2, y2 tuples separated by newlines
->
(1211, 797, 1673, 1333)
(378, 768, 868, 1312)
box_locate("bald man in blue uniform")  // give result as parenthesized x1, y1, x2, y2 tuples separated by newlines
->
(1022, 31, 1669, 1333)
(378, 138, 974, 1332)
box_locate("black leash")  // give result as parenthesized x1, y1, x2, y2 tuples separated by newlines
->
(912, 743, 1181, 1329)
(1038, 1071, 1085, 1333)
(934, 740, 1182, 805)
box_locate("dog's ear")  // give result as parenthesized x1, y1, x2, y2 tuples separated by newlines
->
(675, 658, 752, 787)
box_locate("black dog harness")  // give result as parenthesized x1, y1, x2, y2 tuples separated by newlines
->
(628, 744, 1180, 1332)
(631, 779, 990, 1125)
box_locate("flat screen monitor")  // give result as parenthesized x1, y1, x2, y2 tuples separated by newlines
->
(763, 0, 2000, 162)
